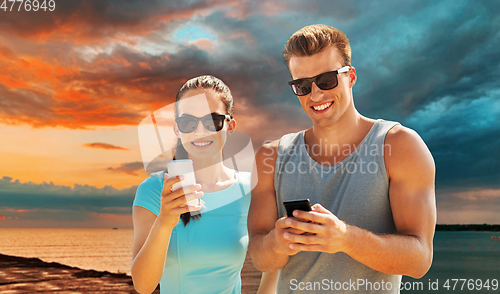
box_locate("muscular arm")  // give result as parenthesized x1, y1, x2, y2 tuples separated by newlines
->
(345, 126, 436, 278)
(287, 126, 436, 279)
(248, 141, 293, 272)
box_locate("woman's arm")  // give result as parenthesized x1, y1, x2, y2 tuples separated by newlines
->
(256, 271, 279, 294)
(131, 175, 203, 294)
(131, 207, 175, 294)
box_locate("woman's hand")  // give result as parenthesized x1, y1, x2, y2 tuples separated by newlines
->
(158, 174, 203, 228)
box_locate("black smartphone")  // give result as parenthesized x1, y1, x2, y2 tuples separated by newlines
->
(283, 199, 312, 217)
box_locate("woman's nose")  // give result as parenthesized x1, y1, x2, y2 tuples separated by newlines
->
(193, 120, 209, 134)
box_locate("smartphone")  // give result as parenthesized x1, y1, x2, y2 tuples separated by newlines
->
(167, 159, 199, 207)
(283, 199, 312, 217)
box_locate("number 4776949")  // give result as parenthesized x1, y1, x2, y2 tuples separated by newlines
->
(1, 0, 55, 12)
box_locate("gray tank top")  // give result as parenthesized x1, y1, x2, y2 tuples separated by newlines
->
(274, 119, 402, 294)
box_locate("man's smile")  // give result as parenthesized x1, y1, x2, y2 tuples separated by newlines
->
(311, 101, 333, 112)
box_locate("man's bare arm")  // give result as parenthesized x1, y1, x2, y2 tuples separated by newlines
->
(344, 126, 436, 278)
(248, 140, 299, 272)
(285, 126, 436, 279)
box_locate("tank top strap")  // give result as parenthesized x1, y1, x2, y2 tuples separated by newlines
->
(368, 119, 401, 154)
(275, 131, 302, 174)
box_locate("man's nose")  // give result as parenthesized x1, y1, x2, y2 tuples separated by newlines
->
(309, 82, 323, 102)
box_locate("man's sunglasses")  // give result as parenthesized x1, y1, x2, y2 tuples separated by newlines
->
(175, 113, 232, 133)
(288, 66, 351, 96)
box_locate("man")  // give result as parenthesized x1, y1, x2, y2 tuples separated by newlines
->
(248, 24, 436, 293)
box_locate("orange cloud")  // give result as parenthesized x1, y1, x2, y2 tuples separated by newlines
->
(83, 143, 129, 150)
(138, 61, 152, 70)
(192, 38, 216, 52)
(0, 36, 189, 129)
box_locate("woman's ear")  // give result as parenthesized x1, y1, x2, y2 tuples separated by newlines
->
(173, 122, 180, 137)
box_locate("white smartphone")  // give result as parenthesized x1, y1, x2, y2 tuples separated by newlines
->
(167, 159, 199, 207)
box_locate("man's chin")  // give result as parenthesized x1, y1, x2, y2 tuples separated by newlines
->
(310, 116, 337, 128)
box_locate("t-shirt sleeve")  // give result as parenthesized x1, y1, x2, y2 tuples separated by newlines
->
(133, 176, 162, 216)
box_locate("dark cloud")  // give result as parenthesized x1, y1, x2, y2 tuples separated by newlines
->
(0, 176, 137, 213)
(107, 161, 145, 176)
(342, 0, 500, 193)
(409, 96, 500, 191)
(0, 0, 214, 43)
(0, 175, 138, 227)
(309, 0, 359, 19)
(353, 0, 500, 117)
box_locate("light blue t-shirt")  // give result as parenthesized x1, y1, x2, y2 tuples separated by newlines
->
(133, 170, 252, 294)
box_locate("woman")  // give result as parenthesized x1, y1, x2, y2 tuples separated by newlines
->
(131, 75, 277, 294)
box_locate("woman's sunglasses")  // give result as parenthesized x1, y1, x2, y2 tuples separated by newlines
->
(175, 113, 232, 133)
(288, 66, 351, 96)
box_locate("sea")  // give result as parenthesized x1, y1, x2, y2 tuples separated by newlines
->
(0, 228, 134, 275)
(0, 229, 499, 293)
(401, 231, 500, 293)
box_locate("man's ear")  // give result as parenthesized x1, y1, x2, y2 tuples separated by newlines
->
(227, 119, 236, 134)
(349, 66, 357, 88)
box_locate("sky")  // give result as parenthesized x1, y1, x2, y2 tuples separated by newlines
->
(0, 0, 499, 228)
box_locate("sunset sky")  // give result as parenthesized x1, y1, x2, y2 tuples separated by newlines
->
(1, 0, 499, 228)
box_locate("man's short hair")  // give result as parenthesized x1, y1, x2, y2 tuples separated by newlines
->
(283, 24, 351, 68)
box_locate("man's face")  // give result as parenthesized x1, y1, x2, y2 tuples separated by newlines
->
(288, 46, 356, 128)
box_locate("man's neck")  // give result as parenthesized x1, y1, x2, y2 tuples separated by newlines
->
(304, 109, 373, 161)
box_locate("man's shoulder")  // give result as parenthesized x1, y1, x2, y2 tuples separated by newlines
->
(385, 124, 423, 148)
(255, 130, 305, 169)
(258, 130, 304, 155)
(261, 139, 280, 150)
(384, 124, 435, 177)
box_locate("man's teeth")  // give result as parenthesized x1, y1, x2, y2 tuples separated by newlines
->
(312, 102, 333, 111)
(193, 141, 212, 146)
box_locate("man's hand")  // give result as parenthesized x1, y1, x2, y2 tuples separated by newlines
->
(283, 203, 348, 254)
(272, 216, 305, 256)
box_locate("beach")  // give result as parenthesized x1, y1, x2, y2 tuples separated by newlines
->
(0, 228, 262, 293)
(0, 252, 157, 293)
(2, 229, 499, 293)
(0, 252, 261, 294)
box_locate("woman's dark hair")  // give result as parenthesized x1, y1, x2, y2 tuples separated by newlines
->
(173, 75, 234, 226)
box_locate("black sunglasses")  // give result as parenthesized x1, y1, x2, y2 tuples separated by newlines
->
(288, 66, 351, 96)
(175, 113, 232, 133)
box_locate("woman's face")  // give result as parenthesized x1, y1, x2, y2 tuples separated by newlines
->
(175, 89, 235, 161)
